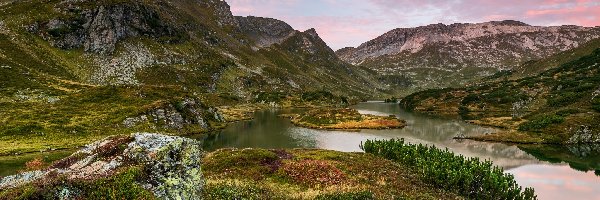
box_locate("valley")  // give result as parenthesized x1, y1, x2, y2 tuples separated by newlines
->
(0, 0, 599, 199)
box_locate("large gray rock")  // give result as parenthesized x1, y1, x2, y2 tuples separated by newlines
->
(0, 133, 204, 199)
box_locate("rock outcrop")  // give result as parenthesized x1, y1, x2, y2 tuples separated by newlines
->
(122, 98, 224, 132)
(235, 16, 295, 48)
(0, 133, 204, 199)
(31, 1, 185, 55)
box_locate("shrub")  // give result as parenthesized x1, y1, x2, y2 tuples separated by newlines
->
(254, 92, 287, 103)
(556, 109, 580, 117)
(384, 97, 398, 103)
(518, 115, 565, 132)
(361, 139, 536, 200)
(592, 98, 600, 112)
(547, 92, 582, 107)
(461, 94, 480, 105)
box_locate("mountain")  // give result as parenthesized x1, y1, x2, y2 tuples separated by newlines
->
(336, 20, 600, 95)
(400, 43, 600, 144)
(0, 0, 386, 154)
(0, 0, 383, 99)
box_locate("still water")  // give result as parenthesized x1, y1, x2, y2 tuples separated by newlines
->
(204, 102, 600, 200)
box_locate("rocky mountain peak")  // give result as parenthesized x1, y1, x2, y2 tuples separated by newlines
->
(304, 28, 319, 38)
(489, 20, 530, 26)
(235, 16, 295, 48)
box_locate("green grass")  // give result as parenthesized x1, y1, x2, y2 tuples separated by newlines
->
(202, 148, 461, 199)
(518, 115, 565, 132)
(0, 85, 224, 155)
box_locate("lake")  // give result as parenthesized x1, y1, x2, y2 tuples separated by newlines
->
(203, 102, 600, 200)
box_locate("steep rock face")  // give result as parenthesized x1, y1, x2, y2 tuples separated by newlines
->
(235, 16, 295, 48)
(336, 20, 600, 93)
(198, 0, 239, 28)
(32, 1, 185, 54)
(0, 133, 204, 199)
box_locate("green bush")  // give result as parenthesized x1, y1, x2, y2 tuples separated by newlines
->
(547, 92, 582, 107)
(556, 109, 580, 117)
(384, 97, 398, 103)
(254, 92, 287, 103)
(361, 139, 536, 200)
(592, 98, 600, 112)
(461, 94, 480, 105)
(518, 115, 565, 132)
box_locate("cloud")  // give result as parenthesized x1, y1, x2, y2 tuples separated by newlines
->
(226, 0, 600, 50)
(508, 165, 600, 200)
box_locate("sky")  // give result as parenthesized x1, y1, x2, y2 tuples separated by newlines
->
(227, 0, 600, 50)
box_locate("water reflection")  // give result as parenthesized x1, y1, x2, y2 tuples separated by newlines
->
(518, 144, 600, 174)
(204, 102, 600, 199)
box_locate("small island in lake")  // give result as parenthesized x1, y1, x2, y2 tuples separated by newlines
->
(283, 108, 406, 130)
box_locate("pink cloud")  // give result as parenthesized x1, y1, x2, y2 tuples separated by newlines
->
(509, 165, 600, 200)
(225, 0, 600, 50)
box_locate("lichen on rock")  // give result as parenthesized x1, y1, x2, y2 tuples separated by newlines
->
(0, 133, 205, 199)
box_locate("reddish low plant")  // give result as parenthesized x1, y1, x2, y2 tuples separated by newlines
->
(25, 157, 46, 171)
(282, 159, 346, 188)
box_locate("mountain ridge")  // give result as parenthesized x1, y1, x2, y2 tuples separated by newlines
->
(336, 20, 600, 95)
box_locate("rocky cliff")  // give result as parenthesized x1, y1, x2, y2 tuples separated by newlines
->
(336, 20, 600, 94)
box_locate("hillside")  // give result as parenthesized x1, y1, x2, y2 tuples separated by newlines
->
(0, 0, 386, 154)
(401, 46, 600, 144)
(336, 20, 600, 95)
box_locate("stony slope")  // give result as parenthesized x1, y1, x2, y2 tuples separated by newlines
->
(336, 20, 600, 95)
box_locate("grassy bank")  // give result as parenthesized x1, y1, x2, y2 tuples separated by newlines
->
(202, 148, 460, 199)
(284, 108, 406, 130)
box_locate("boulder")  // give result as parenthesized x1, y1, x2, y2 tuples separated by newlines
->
(0, 133, 204, 199)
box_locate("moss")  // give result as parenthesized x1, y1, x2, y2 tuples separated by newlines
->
(0, 167, 155, 200)
(82, 167, 155, 200)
